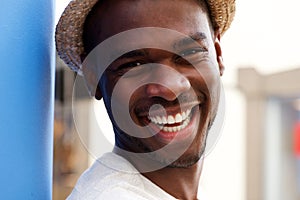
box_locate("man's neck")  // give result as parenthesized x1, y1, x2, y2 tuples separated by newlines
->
(142, 159, 204, 200)
(113, 147, 203, 200)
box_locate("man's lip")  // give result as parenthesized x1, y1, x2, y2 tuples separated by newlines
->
(136, 102, 202, 118)
(147, 105, 200, 144)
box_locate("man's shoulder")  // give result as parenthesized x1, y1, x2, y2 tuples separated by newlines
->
(67, 152, 176, 200)
(68, 152, 142, 197)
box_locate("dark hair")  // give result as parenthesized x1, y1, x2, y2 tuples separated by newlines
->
(82, 0, 105, 55)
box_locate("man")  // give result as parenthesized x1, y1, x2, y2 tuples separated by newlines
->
(56, 0, 235, 199)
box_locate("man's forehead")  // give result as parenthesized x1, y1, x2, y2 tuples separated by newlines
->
(91, 0, 209, 23)
(100, 29, 210, 60)
(84, 0, 211, 52)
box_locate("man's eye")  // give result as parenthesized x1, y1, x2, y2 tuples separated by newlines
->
(175, 47, 207, 65)
(179, 48, 206, 57)
(120, 61, 142, 68)
(117, 61, 146, 77)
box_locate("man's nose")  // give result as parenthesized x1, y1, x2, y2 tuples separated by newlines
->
(145, 64, 191, 101)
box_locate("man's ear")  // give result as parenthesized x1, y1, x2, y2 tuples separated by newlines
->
(214, 33, 225, 76)
(81, 52, 103, 100)
(80, 52, 87, 63)
(95, 83, 103, 100)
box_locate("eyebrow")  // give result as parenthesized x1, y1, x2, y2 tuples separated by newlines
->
(109, 32, 207, 60)
(117, 49, 147, 60)
(173, 32, 207, 50)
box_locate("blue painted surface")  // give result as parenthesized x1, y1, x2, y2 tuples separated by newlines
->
(0, 0, 55, 199)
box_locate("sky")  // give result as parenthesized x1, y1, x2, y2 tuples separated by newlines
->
(222, 0, 300, 76)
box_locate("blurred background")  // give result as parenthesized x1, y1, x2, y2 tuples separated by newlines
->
(53, 0, 300, 199)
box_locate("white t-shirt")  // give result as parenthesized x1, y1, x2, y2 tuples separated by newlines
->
(67, 152, 208, 200)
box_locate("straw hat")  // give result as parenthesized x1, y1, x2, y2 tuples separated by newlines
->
(56, 0, 236, 74)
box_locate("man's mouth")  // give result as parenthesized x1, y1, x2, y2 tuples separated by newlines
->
(134, 95, 202, 142)
(141, 104, 200, 143)
(148, 109, 192, 133)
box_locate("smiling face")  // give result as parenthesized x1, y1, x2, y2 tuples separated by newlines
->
(82, 0, 224, 168)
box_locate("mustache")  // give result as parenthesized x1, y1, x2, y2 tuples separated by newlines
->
(134, 92, 205, 114)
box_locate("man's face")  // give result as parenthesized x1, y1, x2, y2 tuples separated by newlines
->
(84, 0, 224, 168)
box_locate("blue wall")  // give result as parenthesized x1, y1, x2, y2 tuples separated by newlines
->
(0, 0, 55, 199)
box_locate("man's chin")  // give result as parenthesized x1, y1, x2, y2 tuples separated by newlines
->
(167, 154, 201, 168)
(154, 135, 207, 169)
(145, 144, 205, 169)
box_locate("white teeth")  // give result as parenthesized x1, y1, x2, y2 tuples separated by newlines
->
(156, 116, 163, 124)
(162, 116, 167, 124)
(186, 109, 191, 117)
(160, 115, 191, 133)
(151, 117, 157, 124)
(183, 117, 190, 126)
(149, 109, 193, 126)
(167, 115, 175, 124)
(182, 112, 186, 120)
(175, 113, 182, 123)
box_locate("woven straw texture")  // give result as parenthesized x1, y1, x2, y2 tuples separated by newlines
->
(56, 0, 236, 73)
